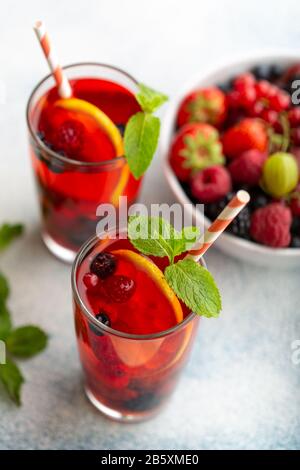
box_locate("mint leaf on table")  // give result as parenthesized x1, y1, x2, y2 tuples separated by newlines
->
(165, 259, 222, 318)
(124, 112, 160, 179)
(136, 83, 168, 113)
(0, 358, 24, 406)
(0, 272, 9, 302)
(124, 83, 168, 179)
(6, 326, 48, 358)
(0, 300, 12, 340)
(0, 221, 48, 406)
(0, 224, 23, 251)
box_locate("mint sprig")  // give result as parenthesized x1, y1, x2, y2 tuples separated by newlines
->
(0, 223, 48, 405)
(128, 215, 200, 264)
(165, 259, 221, 318)
(128, 216, 221, 318)
(124, 83, 168, 179)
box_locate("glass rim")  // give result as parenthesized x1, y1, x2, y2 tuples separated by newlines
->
(26, 62, 139, 168)
(71, 228, 205, 341)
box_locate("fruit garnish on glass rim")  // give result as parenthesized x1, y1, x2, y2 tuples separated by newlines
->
(128, 215, 222, 318)
(51, 83, 168, 180)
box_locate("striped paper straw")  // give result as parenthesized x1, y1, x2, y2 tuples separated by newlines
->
(34, 20, 72, 99)
(187, 190, 250, 262)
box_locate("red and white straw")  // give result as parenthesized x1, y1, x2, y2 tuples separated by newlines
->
(187, 190, 250, 262)
(33, 20, 72, 99)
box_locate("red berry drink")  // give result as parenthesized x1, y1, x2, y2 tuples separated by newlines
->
(72, 230, 200, 421)
(27, 64, 142, 261)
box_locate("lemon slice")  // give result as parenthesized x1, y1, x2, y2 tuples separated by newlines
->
(55, 98, 124, 155)
(109, 249, 183, 367)
(55, 98, 130, 206)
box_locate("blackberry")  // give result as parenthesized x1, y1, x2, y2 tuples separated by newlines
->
(291, 236, 300, 248)
(116, 124, 125, 136)
(123, 391, 162, 412)
(228, 206, 251, 239)
(89, 311, 111, 336)
(269, 64, 285, 80)
(90, 252, 117, 279)
(250, 188, 270, 211)
(291, 216, 300, 235)
(205, 192, 234, 221)
(251, 64, 283, 82)
(217, 80, 232, 93)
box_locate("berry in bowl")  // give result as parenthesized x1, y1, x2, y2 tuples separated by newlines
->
(162, 53, 300, 267)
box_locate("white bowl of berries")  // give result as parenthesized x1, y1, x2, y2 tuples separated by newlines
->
(162, 52, 300, 267)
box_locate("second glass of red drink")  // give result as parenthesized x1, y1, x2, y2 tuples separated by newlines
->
(27, 63, 142, 262)
(72, 227, 201, 421)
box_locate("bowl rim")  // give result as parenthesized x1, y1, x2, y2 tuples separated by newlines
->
(161, 49, 300, 259)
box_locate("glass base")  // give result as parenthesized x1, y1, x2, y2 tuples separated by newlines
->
(42, 231, 76, 263)
(85, 386, 162, 423)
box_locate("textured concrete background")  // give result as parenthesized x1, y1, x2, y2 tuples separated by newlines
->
(0, 0, 299, 450)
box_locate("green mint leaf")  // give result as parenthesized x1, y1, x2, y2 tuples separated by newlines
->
(128, 215, 175, 262)
(0, 224, 23, 251)
(6, 326, 48, 358)
(124, 112, 160, 179)
(172, 226, 200, 258)
(0, 272, 10, 302)
(0, 300, 12, 340)
(136, 83, 168, 114)
(0, 358, 24, 406)
(165, 258, 222, 318)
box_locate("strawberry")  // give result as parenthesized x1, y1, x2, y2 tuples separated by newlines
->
(222, 118, 268, 159)
(177, 87, 227, 128)
(169, 123, 225, 182)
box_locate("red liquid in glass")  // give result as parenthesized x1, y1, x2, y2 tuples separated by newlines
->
(29, 78, 141, 253)
(74, 236, 199, 418)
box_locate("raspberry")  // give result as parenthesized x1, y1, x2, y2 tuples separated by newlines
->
(83, 272, 99, 289)
(269, 91, 290, 112)
(228, 150, 267, 186)
(250, 203, 292, 247)
(233, 73, 256, 90)
(291, 128, 300, 146)
(52, 119, 85, 155)
(288, 107, 300, 127)
(255, 80, 272, 98)
(103, 275, 136, 303)
(190, 165, 232, 203)
(261, 109, 279, 127)
(90, 252, 117, 279)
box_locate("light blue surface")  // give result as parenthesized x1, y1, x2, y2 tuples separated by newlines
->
(0, 0, 300, 450)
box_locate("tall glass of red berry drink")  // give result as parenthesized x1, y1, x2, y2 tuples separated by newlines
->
(72, 228, 201, 422)
(27, 64, 142, 262)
